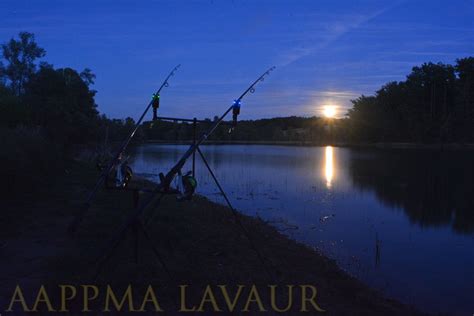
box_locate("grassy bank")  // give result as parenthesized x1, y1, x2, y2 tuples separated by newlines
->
(0, 162, 425, 315)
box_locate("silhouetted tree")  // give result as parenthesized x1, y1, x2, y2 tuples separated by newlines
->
(405, 62, 456, 141)
(1, 32, 45, 96)
(345, 61, 470, 143)
(455, 57, 474, 140)
(24, 65, 99, 145)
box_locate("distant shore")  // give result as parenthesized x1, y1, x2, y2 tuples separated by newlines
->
(145, 139, 474, 150)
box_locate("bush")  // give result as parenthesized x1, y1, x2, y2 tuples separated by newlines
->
(0, 126, 62, 198)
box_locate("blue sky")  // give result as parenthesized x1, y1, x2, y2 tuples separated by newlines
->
(1, 0, 473, 120)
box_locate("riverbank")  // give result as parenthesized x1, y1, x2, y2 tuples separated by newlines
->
(0, 162, 425, 315)
(145, 139, 474, 150)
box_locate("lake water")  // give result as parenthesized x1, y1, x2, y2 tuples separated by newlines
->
(130, 144, 474, 315)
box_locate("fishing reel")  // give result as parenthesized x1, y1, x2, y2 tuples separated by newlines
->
(101, 155, 134, 189)
(117, 164, 133, 188)
(228, 99, 241, 134)
(152, 93, 160, 121)
(157, 169, 196, 200)
(177, 170, 197, 201)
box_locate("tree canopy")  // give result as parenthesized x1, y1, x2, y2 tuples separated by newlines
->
(1, 32, 45, 96)
(345, 60, 474, 143)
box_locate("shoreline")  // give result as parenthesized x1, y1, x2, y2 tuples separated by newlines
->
(0, 162, 425, 315)
(144, 139, 474, 150)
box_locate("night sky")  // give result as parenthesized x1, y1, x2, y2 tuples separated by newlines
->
(1, 0, 473, 120)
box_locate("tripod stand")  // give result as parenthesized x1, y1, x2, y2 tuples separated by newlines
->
(91, 66, 276, 280)
(93, 121, 270, 281)
(92, 116, 225, 280)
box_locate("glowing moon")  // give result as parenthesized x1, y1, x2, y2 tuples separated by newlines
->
(323, 106, 337, 118)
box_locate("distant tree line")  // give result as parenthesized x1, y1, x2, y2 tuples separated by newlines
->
(2, 31, 473, 194)
(142, 116, 345, 144)
(142, 58, 474, 144)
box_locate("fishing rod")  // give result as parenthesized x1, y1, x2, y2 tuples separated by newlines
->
(94, 66, 276, 277)
(160, 65, 276, 189)
(68, 64, 181, 233)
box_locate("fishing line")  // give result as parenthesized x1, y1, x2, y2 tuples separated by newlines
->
(96, 67, 277, 280)
(68, 64, 181, 234)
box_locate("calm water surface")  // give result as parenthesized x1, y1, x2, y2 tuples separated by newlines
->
(130, 144, 474, 315)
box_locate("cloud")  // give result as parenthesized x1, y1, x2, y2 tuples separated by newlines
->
(275, 1, 406, 67)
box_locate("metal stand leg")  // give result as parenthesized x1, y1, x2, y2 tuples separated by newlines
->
(196, 147, 234, 211)
(192, 118, 197, 177)
(133, 223, 139, 264)
(144, 193, 165, 226)
(94, 227, 129, 280)
(196, 146, 273, 279)
(93, 218, 172, 282)
(133, 189, 140, 264)
(138, 221, 173, 280)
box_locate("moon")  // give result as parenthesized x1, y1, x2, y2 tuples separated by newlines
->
(323, 106, 337, 118)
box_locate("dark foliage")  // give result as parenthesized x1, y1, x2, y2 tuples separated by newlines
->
(1, 32, 45, 96)
(0, 126, 62, 197)
(24, 65, 100, 146)
(142, 116, 347, 144)
(347, 60, 474, 143)
(0, 32, 135, 195)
